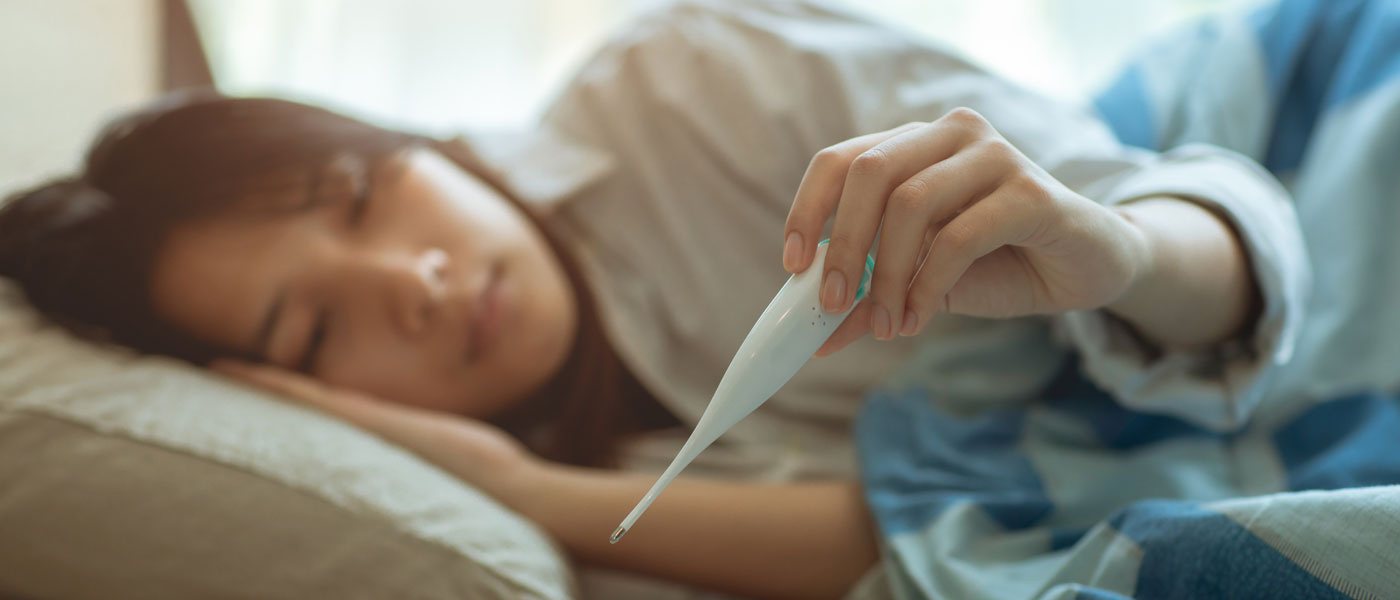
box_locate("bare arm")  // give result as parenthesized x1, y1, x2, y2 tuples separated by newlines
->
(506, 466, 879, 600)
(215, 359, 881, 600)
(1107, 197, 1259, 350)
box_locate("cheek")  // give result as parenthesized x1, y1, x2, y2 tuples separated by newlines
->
(496, 250, 577, 392)
(434, 187, 536, 246)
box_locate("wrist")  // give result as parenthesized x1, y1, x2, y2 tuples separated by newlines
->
(500, 463, 639, 555)
(1100, 196, 1257, 350)
(1106, 202, 1161, 314)
(494, 456, 556, 515)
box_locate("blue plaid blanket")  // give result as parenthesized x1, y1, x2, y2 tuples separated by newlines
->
(857, 1, 1400, 597)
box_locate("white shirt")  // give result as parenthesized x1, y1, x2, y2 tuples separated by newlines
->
(461, 0, 1307, 482)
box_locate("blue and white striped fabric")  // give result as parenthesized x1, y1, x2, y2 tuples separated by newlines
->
(857, 1, 1400, 597)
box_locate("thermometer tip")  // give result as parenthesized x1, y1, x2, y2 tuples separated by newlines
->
(609, 525, 628, 544)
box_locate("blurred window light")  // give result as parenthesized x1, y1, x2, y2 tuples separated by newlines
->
(188, 0, 1260, 133)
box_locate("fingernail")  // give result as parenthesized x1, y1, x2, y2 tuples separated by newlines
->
(872, 305, 891, 340)
(900, 308, 918, 336)
(822, 271, 846, 313)
(783, 232, 803, 272)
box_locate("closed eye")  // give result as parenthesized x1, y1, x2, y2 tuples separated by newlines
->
(297, 308, 329, 374)
(347, 168, 373, 226)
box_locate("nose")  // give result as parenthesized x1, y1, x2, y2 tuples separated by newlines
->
(376, 247, 450, 337)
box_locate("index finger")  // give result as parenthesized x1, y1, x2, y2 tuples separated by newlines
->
(783, 124, 921, 274)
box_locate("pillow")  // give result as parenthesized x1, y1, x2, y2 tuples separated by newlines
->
(0, 280, 576, 599)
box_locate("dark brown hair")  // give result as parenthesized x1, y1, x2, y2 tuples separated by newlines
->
(0, 92, 659, 467)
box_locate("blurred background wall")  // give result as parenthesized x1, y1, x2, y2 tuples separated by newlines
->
(1, 0, 1262, 196)
(186, 0, 1261, 134)
(0, 0, 158, 193)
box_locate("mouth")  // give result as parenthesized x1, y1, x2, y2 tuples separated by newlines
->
(465, 260, 506, 364)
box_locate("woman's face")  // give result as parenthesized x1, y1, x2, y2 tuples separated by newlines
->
(149, 147, 578, 418)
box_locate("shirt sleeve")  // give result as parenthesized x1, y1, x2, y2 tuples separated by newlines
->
(1051, 143, 1309, 431)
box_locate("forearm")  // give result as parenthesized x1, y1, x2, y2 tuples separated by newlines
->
(1108, 196, 1259, 350)
(506, 465, 879, 600)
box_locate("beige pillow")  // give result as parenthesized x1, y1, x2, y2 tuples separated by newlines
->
(0, 281, 575, 599)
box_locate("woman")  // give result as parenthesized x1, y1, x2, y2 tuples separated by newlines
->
(0, 2, 1302, 598)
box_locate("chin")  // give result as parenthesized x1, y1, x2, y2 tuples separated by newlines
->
(526, 258, 579, 374)
(522, 308, 575, 386)
(486, 243, 578, 407)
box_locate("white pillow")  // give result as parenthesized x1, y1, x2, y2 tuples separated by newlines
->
(0, 280, 576, 599)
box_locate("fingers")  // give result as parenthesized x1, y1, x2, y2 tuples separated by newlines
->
(904, 180, 1051, 333)
(789, 108, 1049, 343)
(211, 358, 413, 431)
(866, 144, 1007, 339)
(784, 124, 920, 274)
(212, 359, 328, 404)
(822, 118, 980, 314)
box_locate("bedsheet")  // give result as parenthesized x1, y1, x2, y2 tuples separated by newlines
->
(859, 361, 1400, 599)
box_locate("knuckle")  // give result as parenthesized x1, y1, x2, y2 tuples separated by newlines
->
(811, 147, 847, 170)
(825, 232, 859, 261)
(971, 137, 1016, 161)
(1006, 173, 1052, 206)
(937, 220, 976, 254)
(889, 178, 930, 214)
(944, 107, 989, 131)
(849, 148, 892, 178)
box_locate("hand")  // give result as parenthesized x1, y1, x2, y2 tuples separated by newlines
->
(212, 359, 541, 502)
(782, 108, 1149, 356)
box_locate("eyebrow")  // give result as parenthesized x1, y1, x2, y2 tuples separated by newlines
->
(256, 290, 286, 362)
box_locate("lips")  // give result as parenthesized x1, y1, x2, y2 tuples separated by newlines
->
(464, 261, 506, 364)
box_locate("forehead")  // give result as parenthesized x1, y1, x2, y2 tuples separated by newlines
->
(147, 189, 307, 357)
